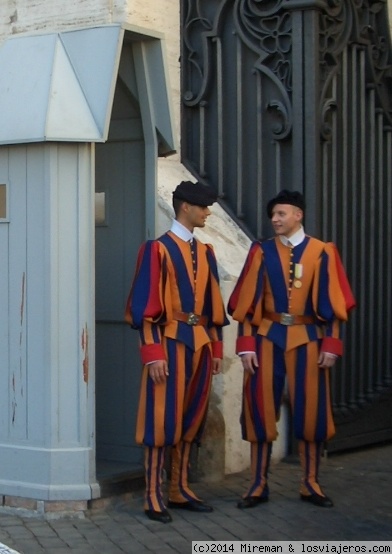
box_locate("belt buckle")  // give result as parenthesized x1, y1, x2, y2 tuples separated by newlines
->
(280, 313, 294, 325)
(187, 312, 199, 326)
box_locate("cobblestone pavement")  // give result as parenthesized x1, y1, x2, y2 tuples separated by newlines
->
(0, 443, 391, 553)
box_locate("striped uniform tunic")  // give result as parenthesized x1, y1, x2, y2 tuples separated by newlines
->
(228, 236, 355, 443)
(125, 231, 229, 447)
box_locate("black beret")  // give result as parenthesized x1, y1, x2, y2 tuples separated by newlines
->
(266, 189, 305, 218)
(172, 181, 217, 207)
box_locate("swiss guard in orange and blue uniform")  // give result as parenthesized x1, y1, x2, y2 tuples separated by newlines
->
(125, 180, 229, 523)
(228, 190, 355, 509)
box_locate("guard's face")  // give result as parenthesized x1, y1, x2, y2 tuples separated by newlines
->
(271, 204, 302, 237)
(184, 203, 211, 229)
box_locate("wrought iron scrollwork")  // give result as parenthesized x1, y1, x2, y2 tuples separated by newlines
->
(182, 0, 219, 106)
(363, 0, 392, 122)
(233, 1, 292, 90)
(234, 0, 293, 139)
(182, 0, 293, 139)
(320, 0, 392, 138)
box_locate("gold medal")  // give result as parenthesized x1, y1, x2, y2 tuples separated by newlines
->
(294, 279, 302, 288)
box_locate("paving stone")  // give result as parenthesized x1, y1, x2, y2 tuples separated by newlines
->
(0, 444, 390, 553)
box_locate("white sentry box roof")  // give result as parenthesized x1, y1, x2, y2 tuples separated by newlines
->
(0, 24, 175, 147)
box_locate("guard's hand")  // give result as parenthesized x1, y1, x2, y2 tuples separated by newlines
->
(318, 352, 338, 369)
(212, 358, 222, 375)
(241, 352, 258, 375)
(148, 360, 169, 384)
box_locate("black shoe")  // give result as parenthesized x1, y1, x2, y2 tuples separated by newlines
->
(237, 495, 269, 509)
(168, 500, 213, 513)
(145, 509, 172, 523)
(300, 493, 334, 508)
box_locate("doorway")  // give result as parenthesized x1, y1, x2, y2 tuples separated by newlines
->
(95, 71, 145, 480)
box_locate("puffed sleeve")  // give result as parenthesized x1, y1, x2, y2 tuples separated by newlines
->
(205, 244, 230, 358)
(313, 242, 355, 356)
(125, 240, 167, 364)
(228, 241, 265, 353)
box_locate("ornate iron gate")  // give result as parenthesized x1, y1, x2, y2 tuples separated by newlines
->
(181, 0, 392, 451)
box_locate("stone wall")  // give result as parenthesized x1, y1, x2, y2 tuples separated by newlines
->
(0, 1, 120, 36)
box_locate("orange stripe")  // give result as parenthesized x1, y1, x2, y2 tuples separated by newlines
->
(169, 441, 200, 502)
(244, 442, 270, 498)
(142, 319, 158, 345)
(135, 368, 148, 445)
(325, 372, 336, 439)
(147, 448, 159, 511)
(144, 446, 166, 511)
(260, 339, 278, 442)
(286, 343, 335, 442)
(153, 378, 168, 446)
(298, 440, 324, 496)
(230, 245, 264, 322)
(242, 372, 257, 442)
(183, 345, 212, 442)
(285, 348, 296, 409)
(303, 342, 319, 440)
(173, 342, 186, 444)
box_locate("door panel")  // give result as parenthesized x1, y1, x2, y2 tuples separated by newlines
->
(95, 136, 145, 473)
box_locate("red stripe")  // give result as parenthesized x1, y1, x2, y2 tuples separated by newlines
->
(228, 243, 259, 312)
(330, 243, 356, 311)
(144, 241, 164, 317)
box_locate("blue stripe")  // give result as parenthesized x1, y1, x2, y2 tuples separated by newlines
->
(265, 323, 287, 351)
(249, 443, 263, 493)
(203, 258, 213, 322)
(272, 343, 285, 414)
(144, 375, 156, 445)
(262, 240, 288, 312)
(306, 324, 320, 342)
(164, 339, 178, 444)
(315, 363, 327, 441)
(183, 346, 209, 440)
(130, 241, 155, 328)
(176, 323, 195, 351)
(293, 344, 307, 439)
(317, 251, 334, 320)
(139, 322, 160, 345)
(159, 234, 194, 312)
(255, 259, 265, 307)
(206, 247, 218, 281)
(293, 235, 310, 261)
(205, 246, 229, 327)
(246, 334, 267, 442)
(293, 237, 314, 318)
(151, 324, 160, 343)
